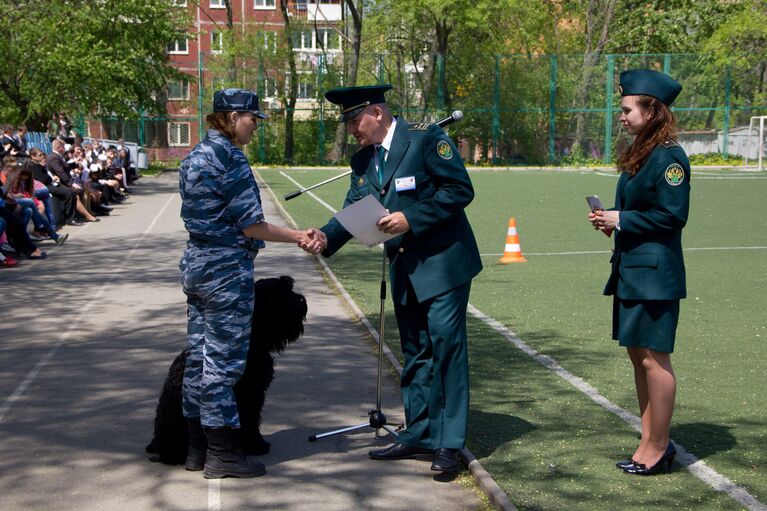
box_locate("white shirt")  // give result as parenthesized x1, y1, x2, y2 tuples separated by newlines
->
(375, 117, 397, 174)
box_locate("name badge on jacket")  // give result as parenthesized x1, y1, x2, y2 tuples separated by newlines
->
(395, 176, 416, 192)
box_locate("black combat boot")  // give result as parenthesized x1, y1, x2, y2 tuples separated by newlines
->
(203, 427, 266, 479)
(185, 418, 207, 471)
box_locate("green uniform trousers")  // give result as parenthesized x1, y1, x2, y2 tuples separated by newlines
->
(393, 280, 471, 451)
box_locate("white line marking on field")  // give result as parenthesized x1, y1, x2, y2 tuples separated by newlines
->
(594, 171, 767, 179)
(271, 172, 767, 511)
(480, 246, 767, 257)
(279, 171, 338, 214)
(0, 193, 177, 424)
(208, 479, 221, 511)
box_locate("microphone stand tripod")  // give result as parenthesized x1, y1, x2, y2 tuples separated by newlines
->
(307, 247, 400, 442)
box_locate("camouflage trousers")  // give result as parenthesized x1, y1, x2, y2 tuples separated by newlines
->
(180, 244, 255, 428)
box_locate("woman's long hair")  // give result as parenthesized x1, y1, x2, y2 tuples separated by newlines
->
(206, 111, 236, 140)
(617, 95, 677, 176)
(13, 161, 36, 196)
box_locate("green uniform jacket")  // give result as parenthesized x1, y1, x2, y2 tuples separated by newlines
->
(604, 141, 691, 300)
(320, 118, 482, 305)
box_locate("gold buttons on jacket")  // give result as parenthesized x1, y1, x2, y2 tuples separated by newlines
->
(399, 247, 404, 253)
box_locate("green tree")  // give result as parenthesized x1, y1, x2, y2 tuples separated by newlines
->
(0, 0, 188, 129)
(607, 0, 737, 54)
(704, 0, 767, 106)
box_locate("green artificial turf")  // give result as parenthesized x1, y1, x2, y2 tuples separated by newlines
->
(258, 167, 766, 510)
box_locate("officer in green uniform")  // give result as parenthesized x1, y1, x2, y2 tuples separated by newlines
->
(590, 69, 689, 475)
(319, 85, 482, 473)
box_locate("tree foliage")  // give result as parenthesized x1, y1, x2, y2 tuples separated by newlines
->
(0, 0, 189, 128)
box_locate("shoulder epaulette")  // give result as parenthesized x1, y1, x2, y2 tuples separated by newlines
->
(408, 122, 432, 131)
(661, 139, 680, 148)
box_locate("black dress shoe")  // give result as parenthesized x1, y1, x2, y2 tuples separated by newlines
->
(368, 442, 432, 460)
(66, 219, 84, 226)
(431, 448, 460, 472)
(616, 458, 637, 469)
(623, 443, 676, 476)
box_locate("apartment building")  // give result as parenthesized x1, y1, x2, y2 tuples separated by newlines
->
(89, 0, 343, 161)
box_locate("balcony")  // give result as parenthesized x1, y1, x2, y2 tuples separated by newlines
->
(288, 0, 342, 21)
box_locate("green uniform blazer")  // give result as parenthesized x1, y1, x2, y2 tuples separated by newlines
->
(320, 118, 483, 305)
(604, 141, 691, 300)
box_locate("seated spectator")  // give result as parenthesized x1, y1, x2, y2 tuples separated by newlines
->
(45, 139, 98, 223)
(1, 125, 21, 161)
(105, 149, 129, 193)
(9, 161, 68, 245)
(88, 159, 123, 206)
(83, 142, 95, 165)
(28, 148, 77, 227)
(13, 125, 29, 163)
(0, 164, 46, 260)
(115, 142, 137, 185)
(0, 214, 20, 267)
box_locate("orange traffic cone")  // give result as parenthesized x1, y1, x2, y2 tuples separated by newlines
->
(499, 218, 527, 264)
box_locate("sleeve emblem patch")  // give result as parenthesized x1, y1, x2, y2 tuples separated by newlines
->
(664, 163, 685, 186)
(437, 140, 453, 160)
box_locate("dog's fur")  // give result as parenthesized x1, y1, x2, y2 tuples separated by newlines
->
(146, 275, 307, 465)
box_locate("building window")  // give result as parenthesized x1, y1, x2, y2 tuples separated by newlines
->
(292, 29, 312, 50)
(211, 31, 224, 54)
(168, 122, 191, 146)
(295, 75, 316, 99)
(210, 0, 225, 8)
(256, 31, 276, 54)
(263, 78, 278, 99)
(316, 28, 339, 50)
(167, 80, 190, 100)
(254, 0, 275, 8)
(167, 39, 189, 54)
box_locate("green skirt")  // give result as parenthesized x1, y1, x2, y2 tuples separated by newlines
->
(612, 297, 680, 353)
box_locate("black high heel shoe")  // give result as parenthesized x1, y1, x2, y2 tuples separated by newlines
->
(623, 443, 676, 475)
(616, 458, 637, 469)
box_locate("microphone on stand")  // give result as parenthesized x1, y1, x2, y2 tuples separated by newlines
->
(436, 110, 464, 128)
(284, 110, 465, 201)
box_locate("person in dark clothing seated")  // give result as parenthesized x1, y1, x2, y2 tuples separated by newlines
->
(45, 140, 98, 223)
(28, 148, 79, 226)
(1, 168, 46, 260)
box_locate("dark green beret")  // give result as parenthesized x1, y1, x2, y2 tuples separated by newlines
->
(618, 69, 682, 106)
(325, 84, 392, 122)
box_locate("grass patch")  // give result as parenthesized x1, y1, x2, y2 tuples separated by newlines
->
(259, 167, 766, 510)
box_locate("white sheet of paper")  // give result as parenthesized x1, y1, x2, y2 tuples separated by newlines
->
(334, 194, 398, 247)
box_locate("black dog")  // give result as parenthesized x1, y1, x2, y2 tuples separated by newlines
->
(146, 275, 307, 465)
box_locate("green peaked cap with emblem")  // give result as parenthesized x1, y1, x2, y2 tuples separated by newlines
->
(618, 69, 682, 106)
(325, 84, 393, 122)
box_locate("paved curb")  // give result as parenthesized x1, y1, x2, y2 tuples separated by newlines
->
(258, 170, 518, 511)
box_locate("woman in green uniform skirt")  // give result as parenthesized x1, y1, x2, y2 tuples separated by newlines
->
(590, 69, 690, 476)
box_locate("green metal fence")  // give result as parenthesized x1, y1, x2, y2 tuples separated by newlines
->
(91, 53, 766, 165)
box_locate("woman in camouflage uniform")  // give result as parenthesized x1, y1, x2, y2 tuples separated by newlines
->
(179, 89, 323, 479)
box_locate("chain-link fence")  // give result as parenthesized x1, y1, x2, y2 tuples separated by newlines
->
(85, 53, 766, 165)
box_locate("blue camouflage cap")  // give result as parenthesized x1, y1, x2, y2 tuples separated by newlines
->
(213, 88, 268, 119)
(325, 84, 392, 122)
(618, 69, 682, 106)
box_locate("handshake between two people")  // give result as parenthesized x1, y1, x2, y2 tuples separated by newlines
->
(290, 211, 411, 256)
(297, 228, 327, 255)
(297, 211, 411, 255)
